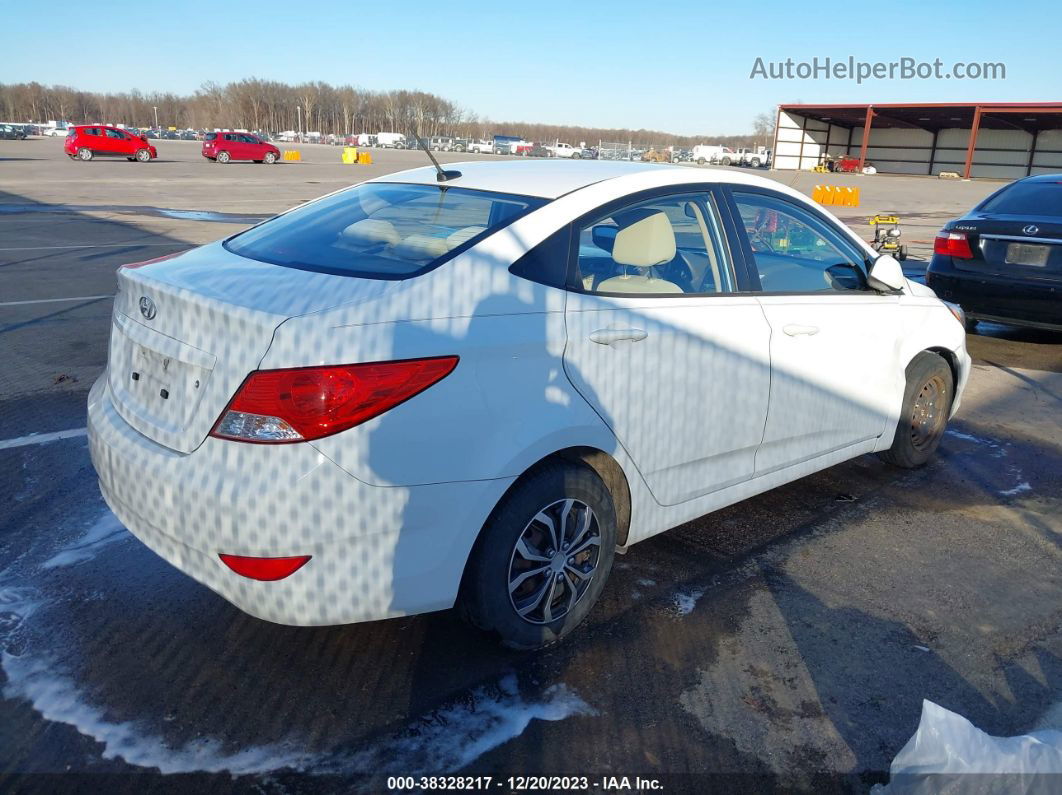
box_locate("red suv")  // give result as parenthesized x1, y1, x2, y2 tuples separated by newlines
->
(65, 125, 158, 162)
(202, 132, 280, 164)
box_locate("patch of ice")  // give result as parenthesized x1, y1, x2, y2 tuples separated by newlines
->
(1, 651, 312, 775)
(877, 699, 1062, 792)
(321, 673, 594, 776)
(1000, 482, 1032, 497)
(42, 511, 129, 569)
(637, 578, 656, 587)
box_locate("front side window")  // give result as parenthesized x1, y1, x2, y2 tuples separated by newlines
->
(733, 192, 869, 293)
(105, 128, 127, 139)
(224, 182, 546, 279)
(575, 192, 733, 295)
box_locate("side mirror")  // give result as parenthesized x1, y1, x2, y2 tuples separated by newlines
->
(867, 254, 906, 292)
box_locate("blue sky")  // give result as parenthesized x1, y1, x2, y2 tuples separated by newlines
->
(5, 0, 1058, 135)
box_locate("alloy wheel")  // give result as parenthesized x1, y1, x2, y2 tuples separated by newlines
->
(507, 498, 601, 625)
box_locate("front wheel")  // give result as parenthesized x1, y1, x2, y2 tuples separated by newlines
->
(459, 462, 617, 650)
(720, 157, 732, 165)
(264, 151, 277, 164)
(696, 157, 705, 165)
(750, 158, 761, 167)
(879, 351, 954, 469)
(571, 152, 581, 159)
(216, 151, 230, 163)
(77, 147, 93, 161)
(135, 148, 151, 162)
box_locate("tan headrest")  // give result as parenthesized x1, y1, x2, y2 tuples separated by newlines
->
(446, 225, 487, 248)
(341, 218, 400, 246)
(612, 212, 676, 267)
(393, 234, 450, 260)
(596, 274, 683, 294)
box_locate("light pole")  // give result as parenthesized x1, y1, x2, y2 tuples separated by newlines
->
(153, 106, 158, 132)
(296, 105, 302, 141)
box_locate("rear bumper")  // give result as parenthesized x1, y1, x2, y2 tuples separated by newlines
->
(927, 260, 1062, 330)
(87, 374, 515, 626)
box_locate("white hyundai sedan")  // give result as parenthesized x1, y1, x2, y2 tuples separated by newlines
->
(88, 161, 969, 648)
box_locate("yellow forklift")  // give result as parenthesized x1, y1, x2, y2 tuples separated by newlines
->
(869, 213, 907, 260)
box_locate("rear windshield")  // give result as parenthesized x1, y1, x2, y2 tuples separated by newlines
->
(979, 180, 1062, 217)
(224, 182, 546, 279)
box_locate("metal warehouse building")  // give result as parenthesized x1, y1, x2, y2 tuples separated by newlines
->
(773, 102, 1062, 179)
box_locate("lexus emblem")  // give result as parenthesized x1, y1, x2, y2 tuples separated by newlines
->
(139, 296, 157, 320)
(1023, 224, 1039, 236)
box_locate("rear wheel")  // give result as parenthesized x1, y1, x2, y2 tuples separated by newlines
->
(460, 462, 616, 650)
(696, 157, 706, 165)
(135, 148, 151, 162)
(77, 147, 93, 161)
(720, 156, 732, 165)
(216, 151, 231, 164)
(750, 157, 761, 167)
(879, 352, 954, 469)
(264, 151, 277, 164)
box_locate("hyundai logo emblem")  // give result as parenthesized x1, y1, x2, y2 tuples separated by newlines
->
(1023, 224, 1039, 236)
(139, 296, 157, 320)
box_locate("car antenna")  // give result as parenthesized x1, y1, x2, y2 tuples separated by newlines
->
(410, 129, 461, 183)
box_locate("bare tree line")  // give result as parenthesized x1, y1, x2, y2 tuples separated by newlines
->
(0, 79, 775, 147)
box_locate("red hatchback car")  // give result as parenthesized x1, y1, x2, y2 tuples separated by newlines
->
(65, 125, 158, 162)
(202, 132, 280, 164)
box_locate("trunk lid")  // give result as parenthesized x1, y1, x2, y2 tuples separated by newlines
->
(109, 241, 401, 453)
(953, 213, 1062, 278)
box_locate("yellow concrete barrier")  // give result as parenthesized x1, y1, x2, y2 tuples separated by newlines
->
(282, 150, 301, 162)
(341, 147, 358, 164)
(357, 151, 372, 165)
(812, 185, 859, 207)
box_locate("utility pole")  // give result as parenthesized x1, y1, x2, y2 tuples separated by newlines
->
(296, 105, 302, 141)
(153, 106, 158, 132)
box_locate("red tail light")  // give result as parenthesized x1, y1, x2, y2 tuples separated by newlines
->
(210, 356, 459, 443)
(934, 231, 974, 259)
(219, 554, 311, 581)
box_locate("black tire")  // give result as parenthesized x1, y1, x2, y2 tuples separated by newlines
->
(720, 156, 732, 166)
(750, 158, 761, 167)
(216, 151, 230, 164)
(459, 462, 617, 650)
(77, 147, 93, 161)
(879, 351, 954, 469)
(135, 148, 151, 162)
(571, 152, 581, 159)
(696, 157, 706, 165)
(264, 151, 277, 164)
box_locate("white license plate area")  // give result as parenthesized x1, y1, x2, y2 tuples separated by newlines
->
(1005, 242, 1050, 267)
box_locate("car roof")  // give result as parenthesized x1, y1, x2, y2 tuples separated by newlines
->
(1020, 173, 1062, 183)
(368, 159, 787, 199)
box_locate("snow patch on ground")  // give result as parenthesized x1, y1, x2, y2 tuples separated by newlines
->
(321, 674, 594, 776)
(1000, 481, 1032, 497)
(674, 587, 707, 616)
(42, 510, 129, 569)
(2, 651, 313, 775)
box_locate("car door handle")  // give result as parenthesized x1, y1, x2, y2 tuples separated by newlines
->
(589, 328, 648, 346)
(782, 324, 820, 337)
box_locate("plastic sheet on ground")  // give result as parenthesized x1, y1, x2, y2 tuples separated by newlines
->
(877, 699, 1062, 794)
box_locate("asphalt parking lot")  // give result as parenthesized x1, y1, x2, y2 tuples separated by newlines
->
(1, 138, 1060, 793)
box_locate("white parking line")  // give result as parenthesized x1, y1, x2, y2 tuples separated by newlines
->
(0, 295, 113, 307)
(0, 428, 89, 450)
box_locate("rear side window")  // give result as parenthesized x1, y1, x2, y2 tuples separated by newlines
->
(979, 180, 1062, 217)
(224, 182, 546, 279)
(205, 133, 217, 141)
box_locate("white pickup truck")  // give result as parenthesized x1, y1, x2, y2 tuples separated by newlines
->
(468, 139, 494, 154)
(547, 142, 582, 159)
(733, 147, 771, 167)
